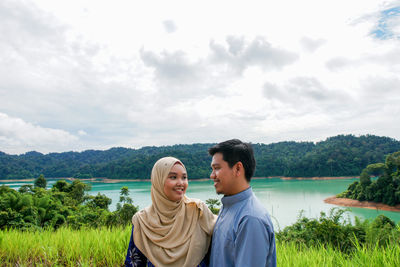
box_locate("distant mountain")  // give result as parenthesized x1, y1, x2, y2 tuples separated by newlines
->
(1, 134, 400, 179)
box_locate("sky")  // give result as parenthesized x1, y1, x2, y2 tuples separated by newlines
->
(1, 0, 400, 155)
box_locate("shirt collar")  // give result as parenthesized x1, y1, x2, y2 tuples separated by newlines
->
(221, 186, 252, 207)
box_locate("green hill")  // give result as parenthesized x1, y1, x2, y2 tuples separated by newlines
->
(1, 134, 400, 179)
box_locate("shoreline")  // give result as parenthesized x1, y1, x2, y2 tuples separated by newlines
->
(0, 176, 358, 183)
(324, 196, 400, 212)
(270, 176, 358, 180)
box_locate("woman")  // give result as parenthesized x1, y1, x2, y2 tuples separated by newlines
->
(125, 157, 216, 267)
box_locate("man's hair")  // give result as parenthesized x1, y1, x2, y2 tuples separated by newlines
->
(208, 139, 256, 182)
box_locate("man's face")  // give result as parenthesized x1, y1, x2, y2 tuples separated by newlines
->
(210, 152, 236, 195)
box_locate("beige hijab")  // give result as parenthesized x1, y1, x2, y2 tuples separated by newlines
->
(132, 157, 216, 267)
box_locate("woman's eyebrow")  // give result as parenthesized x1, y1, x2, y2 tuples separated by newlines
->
(168, 172, 187, 176)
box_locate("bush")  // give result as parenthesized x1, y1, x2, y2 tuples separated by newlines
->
(276, 208, 399, 253)
(0, 182, 137, 230)
(367, 215, 399, 246)
(206, 198, 221, 215)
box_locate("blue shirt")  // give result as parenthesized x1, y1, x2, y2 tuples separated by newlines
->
(209, 187, 276, 267)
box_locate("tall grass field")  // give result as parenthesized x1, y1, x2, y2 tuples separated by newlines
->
(0, 226, 131, 266)
(1, 226, 399, 266)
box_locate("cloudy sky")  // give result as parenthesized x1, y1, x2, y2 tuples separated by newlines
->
(1, 0, 399, 154)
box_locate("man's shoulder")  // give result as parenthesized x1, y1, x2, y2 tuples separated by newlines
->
(243, 194, 268, 215)
(239, 195, 273, 228)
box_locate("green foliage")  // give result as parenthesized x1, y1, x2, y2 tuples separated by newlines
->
(119, 186, 133, 204)
(103, 186, 138, 227)
(0, 182, 137, 230)
(365, 163, 386, 176)
(206, 198, 221, 215)
(0, 226, 131, 266)
(277, 240, 400, 266)
(18, 185, 33, 194)
(277, 208, 361, 253)
(68, 180, 91, 204)
(359, 170, 371, 187)
(117, 203, 138, 224)
(367, 215, 399, 246)
(52, 179, 70, 192)
(276, 208, 400, 254)
(340, 150, 400, 206)
(1, 215, 399, 266)
(33, 174, 46, 189)
(85, 193, 112, 210)
(1, 134, 400, 179)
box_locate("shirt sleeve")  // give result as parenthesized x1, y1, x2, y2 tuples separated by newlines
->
(125, 225, 148, 267)
(234, 215, 276, 267)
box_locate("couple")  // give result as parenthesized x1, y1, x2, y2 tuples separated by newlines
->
(125, 139, 277, 267)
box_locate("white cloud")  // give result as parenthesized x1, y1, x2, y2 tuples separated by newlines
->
(163, 20, 177, 33)
(78, 130, 87, 136)
(300, 37, 326, 53)
(0, 112, 79, 154)
(1, 0, 400, 154)
(209, 36, 299, 74)
(325, 57, 354, 71)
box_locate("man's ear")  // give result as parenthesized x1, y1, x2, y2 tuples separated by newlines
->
(234, 162, 243, 177)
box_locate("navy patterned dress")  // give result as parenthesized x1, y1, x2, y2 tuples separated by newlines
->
(125, 225, 209, 267)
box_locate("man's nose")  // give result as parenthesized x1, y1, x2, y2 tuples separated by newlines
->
(210, 171, 216, 179)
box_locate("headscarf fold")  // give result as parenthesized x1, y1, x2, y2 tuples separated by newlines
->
(132, 157, 216, 267)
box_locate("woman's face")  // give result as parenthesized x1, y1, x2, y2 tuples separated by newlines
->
(163, 163, 188, 202)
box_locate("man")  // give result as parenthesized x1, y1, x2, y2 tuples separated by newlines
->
(208, 139, 276, 267)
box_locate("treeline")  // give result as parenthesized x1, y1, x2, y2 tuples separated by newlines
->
(338, 151, 400, 206)
(0, 176, 137, 230)
(1, 134, 400, 179)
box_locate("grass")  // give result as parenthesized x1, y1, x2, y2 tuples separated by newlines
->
(0, 226, 131, 266)
(278, 241, 400, 267)
(1, 226, 399, 266)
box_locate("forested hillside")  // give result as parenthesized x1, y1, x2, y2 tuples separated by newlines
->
(338, 150, 400, 206)
(1, 134, 400, 179)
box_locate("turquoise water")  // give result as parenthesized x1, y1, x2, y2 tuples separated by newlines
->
(3, 178, 400, 229)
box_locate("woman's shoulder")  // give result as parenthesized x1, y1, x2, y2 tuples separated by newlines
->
(132, 206, 152, 222)
(184, 196, 206, 207)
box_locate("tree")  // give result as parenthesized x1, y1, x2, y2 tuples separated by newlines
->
(365, 163, 386, 176)
(52, 180, 69, 192)
(34, 175, 47, 189)
(69, 180, 91, 204)
(360, 170, 371, 187)
(119, 186, 132, 204)
(118, 203, 138, 224)
(86, 193, 112, 210)
(340, 150, 400, 206)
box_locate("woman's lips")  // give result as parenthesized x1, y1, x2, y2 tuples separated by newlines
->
(174, 188, 184, 194)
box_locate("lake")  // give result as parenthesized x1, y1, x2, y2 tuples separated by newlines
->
(3, 178, 400, 229)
